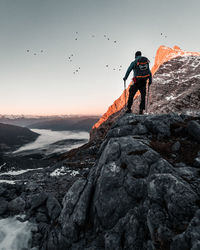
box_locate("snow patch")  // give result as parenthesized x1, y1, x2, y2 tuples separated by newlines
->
(0, 163, 6, 171)
(50, 166, 80, 177)
(166, 95, 176, 101)
(0, 168, 43, 176)
(0, 180, 15, 185)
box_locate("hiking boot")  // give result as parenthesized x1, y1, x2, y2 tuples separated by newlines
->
(139, 109, 143, 115)
(126, 108, 132, 113)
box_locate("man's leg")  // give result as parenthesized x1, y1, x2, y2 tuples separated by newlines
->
(127, 84, 138, 111)
(138, 80, 147, 113)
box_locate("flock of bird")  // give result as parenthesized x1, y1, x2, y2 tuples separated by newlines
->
(25, 31, 167, 75)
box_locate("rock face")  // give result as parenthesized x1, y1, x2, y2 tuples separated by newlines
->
(90, 45, 200, 140)
(39, 113, 200, 250)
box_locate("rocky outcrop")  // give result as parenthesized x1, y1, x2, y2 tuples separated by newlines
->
(37, 113, 200, 250)
(90, 46, 200, 140)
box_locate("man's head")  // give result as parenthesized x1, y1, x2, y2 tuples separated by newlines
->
(135, 51, 142, 58)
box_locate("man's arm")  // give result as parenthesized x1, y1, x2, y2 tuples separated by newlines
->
(148, 70, 152, 85)
(123, 61, 135, 81)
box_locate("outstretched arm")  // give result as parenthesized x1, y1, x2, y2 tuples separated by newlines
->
(123, 62, 135, 81)
(148, 71, 152, 85)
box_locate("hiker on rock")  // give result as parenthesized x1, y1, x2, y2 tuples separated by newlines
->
(123, 51, 152, 114)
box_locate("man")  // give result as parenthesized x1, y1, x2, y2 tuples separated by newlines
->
(123, 51, 152, 114)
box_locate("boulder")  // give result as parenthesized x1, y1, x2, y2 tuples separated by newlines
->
(46, 195, 61, 220)
(187, 120, 200, 143)
(8, 196, 25, 213)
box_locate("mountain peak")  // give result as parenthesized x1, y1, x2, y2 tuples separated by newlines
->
(152, 45, 200, 75)
(91, 45, 200, 137)
(173, 45, 181, 50)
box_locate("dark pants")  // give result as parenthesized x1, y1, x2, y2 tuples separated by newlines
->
(127, 78, 147, 111)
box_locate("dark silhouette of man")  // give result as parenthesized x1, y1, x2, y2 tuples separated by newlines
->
(123, 51, 152, 114)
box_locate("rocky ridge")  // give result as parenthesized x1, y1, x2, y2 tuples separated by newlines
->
(90, 46, 200, 140)
(1, 113, 199, 249)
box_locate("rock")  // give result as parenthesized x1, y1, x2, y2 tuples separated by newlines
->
(9, 113, 200, 249)
(36, 212, 49, 223)
(194, 157, 200, 167)
(46, 195, 61, 220)
(0, 198, 8, 215)
(171, 141, 181, 152)
(0, 185, 6, 197)
(8, 196, 25, 213)
(187, 120, 200, 143)
(30, 192, 48, 210)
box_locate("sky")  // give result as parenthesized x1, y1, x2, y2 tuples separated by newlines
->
(0, 0, 200, 116)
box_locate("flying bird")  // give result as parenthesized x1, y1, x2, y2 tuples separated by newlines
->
(41, 50, 43, 53)
(114, 41, 117, 43)
(26, 50, 29, 52)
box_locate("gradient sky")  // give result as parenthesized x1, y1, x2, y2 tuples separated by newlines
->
(1, 0, 200, 116)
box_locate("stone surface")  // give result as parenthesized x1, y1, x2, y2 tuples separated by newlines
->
(36, 113, 200, 249)
(8, 197, 25, 214)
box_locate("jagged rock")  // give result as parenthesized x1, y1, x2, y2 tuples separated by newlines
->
(194, 157, 200, 168)
(30, 193, 48, 211)
(46, 195, 61, 220)
(8, 196, 25, 213)
(36, 212, 49, 223)
(171, 141, 181, 152)
(35, 114, 200, 249)
(187, 120, 200, 143)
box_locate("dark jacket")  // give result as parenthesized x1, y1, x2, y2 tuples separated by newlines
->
(123, 56, 152, 84)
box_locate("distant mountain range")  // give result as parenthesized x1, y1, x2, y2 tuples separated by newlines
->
(0, 116, 100, 132)
(27, 117, 100, 132)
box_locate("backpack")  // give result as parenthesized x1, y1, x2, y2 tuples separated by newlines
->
(135, 56, 150, 79)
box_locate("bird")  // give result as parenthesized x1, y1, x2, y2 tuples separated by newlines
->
(106, 65, 109, 67)
(161, 33, 163, 35)
(41, 50, 43, 53)
(120, 65, 122, 68)
(114, 41, 117, 43)
(26, 50, 29, 52)
(107, 38, 110, 40)
(104, 35, 106, 37)
(34, 53, 36, 55)
(75, 38, 78, 40)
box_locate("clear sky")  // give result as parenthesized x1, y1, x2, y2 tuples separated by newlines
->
(0, 0, 200, 116)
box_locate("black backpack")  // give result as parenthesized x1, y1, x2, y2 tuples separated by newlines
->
(135, 56, 150, 79)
